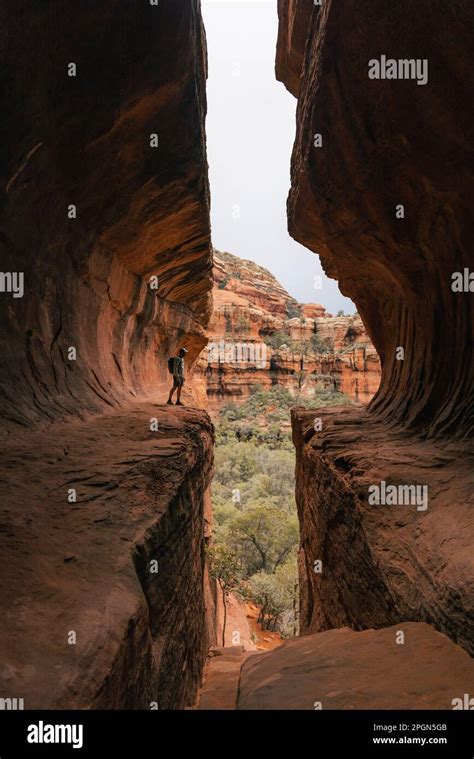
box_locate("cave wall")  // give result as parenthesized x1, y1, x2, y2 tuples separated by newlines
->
(0, 0, 212, 427)
(277, 0, 474, 650)
(277, 0, 474, 440)
(0, 0, 216, 710)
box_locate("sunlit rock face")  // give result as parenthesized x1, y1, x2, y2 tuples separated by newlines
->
(194, 250, 380, 409)
(277, 0, 474, 440)
(0, 0, 212, 427)
(278, 0, 474, 654)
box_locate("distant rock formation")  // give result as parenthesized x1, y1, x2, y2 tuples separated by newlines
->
(194, 250, 380, 408)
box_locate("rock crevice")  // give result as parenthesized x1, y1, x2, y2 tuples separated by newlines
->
(0, 404, 215, 709)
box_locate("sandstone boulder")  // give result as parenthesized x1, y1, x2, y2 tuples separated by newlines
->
(238, 623, 474, 710)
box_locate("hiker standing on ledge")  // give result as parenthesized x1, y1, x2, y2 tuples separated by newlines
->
(167, 347, 187, 406)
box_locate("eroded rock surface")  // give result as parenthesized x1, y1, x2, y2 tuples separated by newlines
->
(277, 0, 474, 439)
(0, 0, 212, 427)
(198, 646, 247, 710)
(292, 406, 474, 654)
(0, 0, 215, 710)
(238, 623, 474, 710)
(277, 0, 474, 661)
(0, 404, 214, 709)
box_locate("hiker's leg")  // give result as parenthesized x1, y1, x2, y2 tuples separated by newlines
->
(168, 382, 177, 402)
(176, 382, 182, 402)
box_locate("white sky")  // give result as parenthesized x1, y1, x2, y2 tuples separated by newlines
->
(201, 0, 355, 314)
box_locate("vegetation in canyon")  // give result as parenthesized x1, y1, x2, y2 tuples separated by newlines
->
(209, 385, 351, 638)
(263, 328, 334, 354)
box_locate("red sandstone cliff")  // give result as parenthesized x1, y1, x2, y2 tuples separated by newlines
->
(195, 250, 380, 408)
(277, 0, 473, 440)
(0, 0, 212, 428)
(227, 0, 474, 709)
(0, 0, 215, 709)
(276, 0, 474, 655)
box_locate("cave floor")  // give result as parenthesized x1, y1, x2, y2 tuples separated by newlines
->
(196, 624, 474, 710)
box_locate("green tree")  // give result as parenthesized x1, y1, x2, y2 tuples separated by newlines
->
(207, 544, 241, 646)
(246, 555, 299, 634)
(224, 505, 298, 576)
(211, 386, 352, 637)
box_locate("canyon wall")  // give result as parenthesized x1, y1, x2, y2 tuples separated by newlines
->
(0, 0, 212, 428)
(277, 0, 473, 440)
(195, 250, 380, 409)
(278, 0, 474, 653)
(0, 1, 216, 709)
(292, 405, 474, 654)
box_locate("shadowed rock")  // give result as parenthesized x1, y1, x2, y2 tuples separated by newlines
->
(0, 0, 215, 709)
(276, 0, 474, 658)
(277, 0, 474, 439)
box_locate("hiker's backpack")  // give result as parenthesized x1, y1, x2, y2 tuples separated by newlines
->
(167, 356, 176, 374)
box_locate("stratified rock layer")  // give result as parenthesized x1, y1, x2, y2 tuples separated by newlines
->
(277, 0, 474, 439)
(195, 250, 380, 408)
(238, 623, 474, 710)
(0, 0, 215, 711)
(0, 0, 212, 427)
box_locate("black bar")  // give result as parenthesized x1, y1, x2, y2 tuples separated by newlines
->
(0, 710, 473, 757)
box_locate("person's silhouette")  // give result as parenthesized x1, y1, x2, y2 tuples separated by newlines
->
(167, 347, 187, 406)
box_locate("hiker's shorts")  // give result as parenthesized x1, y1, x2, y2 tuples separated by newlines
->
(172, 376, 184, 388)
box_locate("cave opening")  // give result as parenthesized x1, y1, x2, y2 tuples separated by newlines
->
(1, 0, 471, 719)
(200, 0, 382, 652)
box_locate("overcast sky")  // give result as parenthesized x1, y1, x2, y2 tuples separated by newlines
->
(201, 0, 354, 314)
